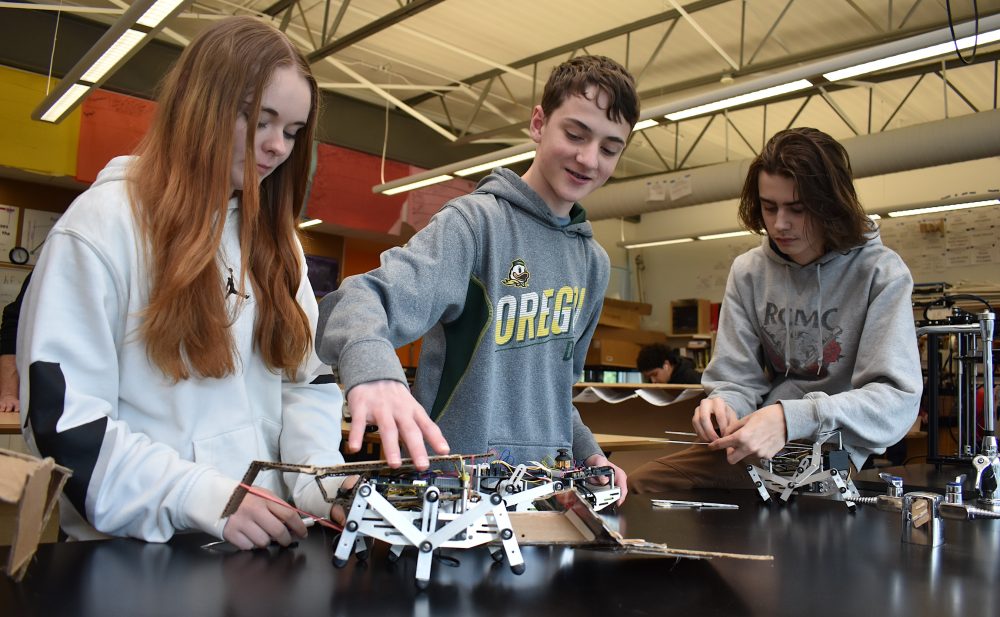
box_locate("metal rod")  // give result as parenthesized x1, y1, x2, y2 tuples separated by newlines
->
(928, 333, 941, 467)
(981, 311, 996, 433)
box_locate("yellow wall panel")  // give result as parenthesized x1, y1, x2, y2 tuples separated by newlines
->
(0, 66, 80, 177)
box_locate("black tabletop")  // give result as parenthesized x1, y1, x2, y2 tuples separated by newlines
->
(2, 489, 998, 617)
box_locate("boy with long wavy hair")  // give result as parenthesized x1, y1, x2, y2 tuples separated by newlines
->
(629, 128, 922, 492)
(19, 16, 345, 549)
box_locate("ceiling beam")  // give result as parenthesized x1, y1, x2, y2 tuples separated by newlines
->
(306, 0, 444, 63)
(403, 0, 732, 106)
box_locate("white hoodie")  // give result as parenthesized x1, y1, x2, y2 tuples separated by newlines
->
(18, 156, 344, 542)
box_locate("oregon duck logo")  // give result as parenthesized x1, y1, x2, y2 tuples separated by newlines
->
(501, 259, 530, 287)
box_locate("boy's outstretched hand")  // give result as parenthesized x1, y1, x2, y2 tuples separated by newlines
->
(585, 453, 628, 505)
(346, 379, 449, 469)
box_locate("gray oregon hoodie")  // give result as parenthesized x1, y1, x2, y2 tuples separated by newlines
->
(317, 168, 609, 464)
(703, 233, 922, 469)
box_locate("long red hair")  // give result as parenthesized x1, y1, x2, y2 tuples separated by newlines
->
(130, 16, 318, 381)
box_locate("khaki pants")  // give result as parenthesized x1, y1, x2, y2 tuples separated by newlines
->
(627, 446, 756, 493)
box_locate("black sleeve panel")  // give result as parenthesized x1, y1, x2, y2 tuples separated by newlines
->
(27, 360, 107, 517)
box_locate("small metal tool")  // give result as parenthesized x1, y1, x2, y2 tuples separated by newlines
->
(651, 499, 739, 510)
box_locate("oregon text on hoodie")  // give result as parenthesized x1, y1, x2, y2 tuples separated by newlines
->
(703, 233, 922, 469)
(18, 156, 345, 542)
(317, 168, 609, 464)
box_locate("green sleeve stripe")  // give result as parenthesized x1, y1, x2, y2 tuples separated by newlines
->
(429, 277, 492, 421)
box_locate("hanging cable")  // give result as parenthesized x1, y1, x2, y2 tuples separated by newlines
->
(947, 0, 980, 65)
(45, 0, 66, 95)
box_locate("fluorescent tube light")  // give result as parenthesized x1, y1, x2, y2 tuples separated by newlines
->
(868, 214, 881, 221)
(32, 0, 192, 124)
(632, 118, 659, 132)
(696, 230, 753, 241)
(80, 29, 146, 84)
(382, 175, 454, 195)
(622, 238, 695, 249)
(455, 151, 535, 177)
(137, 0, 187, 27)
(824, 28, 1000, 81)
(39, 84, 91, 123)
(665, 79, 813, 121)
(887, 199, 999, 218)
(297, 218, 323, 229)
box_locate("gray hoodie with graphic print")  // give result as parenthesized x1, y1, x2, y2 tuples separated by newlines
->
(703, 233, 922, 469)
(317, 167, 609, 464)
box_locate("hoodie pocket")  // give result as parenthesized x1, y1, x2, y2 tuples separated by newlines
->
(193, 419, 281, 482)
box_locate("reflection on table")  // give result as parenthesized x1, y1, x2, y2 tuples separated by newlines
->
(3, 488, 998, 617)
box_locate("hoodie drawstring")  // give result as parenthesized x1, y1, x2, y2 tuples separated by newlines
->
(815, 263, 823, 376)
(784, 264, 792, 377)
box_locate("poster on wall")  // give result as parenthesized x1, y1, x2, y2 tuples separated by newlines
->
(0, 266, 29, 307)
(21, 209, 61, 265)
(0, 205, 20, 263)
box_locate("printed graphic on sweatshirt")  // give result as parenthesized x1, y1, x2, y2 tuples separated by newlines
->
(760, 302, 843, 378)
(501, 259, 530, 287)
(494, 285, 586, 353)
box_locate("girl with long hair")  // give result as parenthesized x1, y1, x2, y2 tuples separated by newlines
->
(18, 16, 345, 549)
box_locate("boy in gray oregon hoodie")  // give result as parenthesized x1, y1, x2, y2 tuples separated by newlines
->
(629, 128, 922, 493)
(317, 56, 640, 502)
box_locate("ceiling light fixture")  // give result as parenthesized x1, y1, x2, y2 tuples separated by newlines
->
(32, 0, 192, 124)
(665, 79, 813, 121)
(454, 151, 536, 177)
(632, 118, 660, 131)
(297, 218, 323, 229)
(824, 28, 1000, 82)
(696, 230, 753, 241)
(621, 238, 695, 249)
(373, 142, 536, 195)
(887, 198, 1000, 218)
(382, 174, 455, 196)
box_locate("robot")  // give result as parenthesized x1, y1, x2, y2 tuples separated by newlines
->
(745, 431, 862, 509)
(223, 450, 620, 588)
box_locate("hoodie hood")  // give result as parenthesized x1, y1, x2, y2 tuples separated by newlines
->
(92, 155, 134, 189)
(475, 167, 594, 237)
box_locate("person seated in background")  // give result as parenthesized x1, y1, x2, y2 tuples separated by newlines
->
(628, 127, 922, 493)
(18, 17, 346, 548)
(636, 343, 702, 385)
(0, 273, 31, 413)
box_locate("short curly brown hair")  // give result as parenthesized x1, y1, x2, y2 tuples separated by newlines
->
(540, 55, 640, 128)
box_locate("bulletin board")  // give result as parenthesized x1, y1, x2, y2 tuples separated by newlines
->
(878, 205, 1000, 282)
(19, 209, 60, 265)
(0, 266, 29, 308)
(0, 205, 19, 262)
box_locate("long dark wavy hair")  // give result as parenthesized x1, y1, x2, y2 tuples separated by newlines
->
(738, 127, 871, 252)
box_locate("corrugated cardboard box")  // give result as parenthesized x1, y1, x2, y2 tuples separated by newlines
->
(0, 448, 70, 581)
